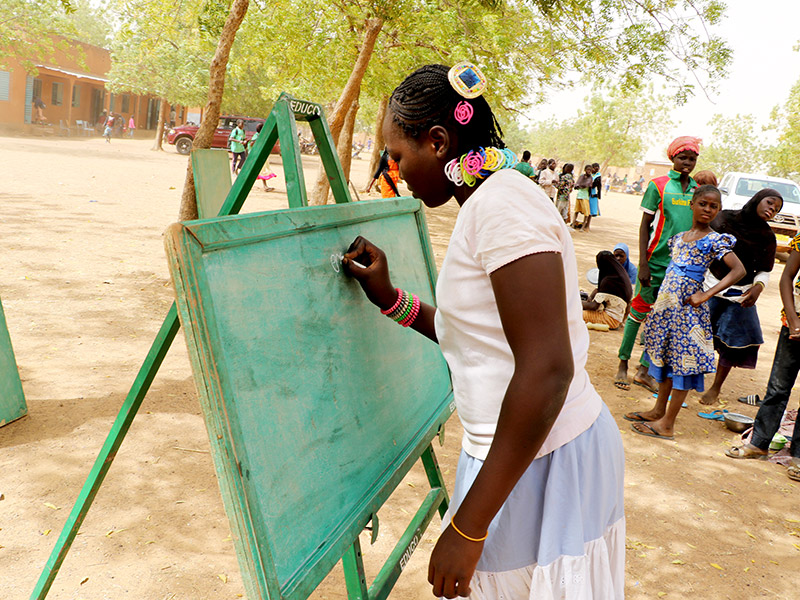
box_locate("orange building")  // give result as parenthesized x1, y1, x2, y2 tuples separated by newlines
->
(0, 36, 184, 136)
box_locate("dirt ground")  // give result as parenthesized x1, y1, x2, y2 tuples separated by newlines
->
(1, 135, 798, 600)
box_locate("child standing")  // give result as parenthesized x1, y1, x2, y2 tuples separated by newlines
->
(344, 63, 624, 599)
(228, 119, 246, 174)
(249, 123, 277, 191)
(626, 185, 745, 440)
(614, 137, 701, 391)
(555, 163, 574, 223)
(571, 165, 593, 229)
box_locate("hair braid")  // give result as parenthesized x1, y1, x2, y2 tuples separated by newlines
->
(389, 64, 505, 154)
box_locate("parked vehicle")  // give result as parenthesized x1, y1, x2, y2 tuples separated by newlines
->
(719, 172, 800, 237)
(167, 116, 279, 155)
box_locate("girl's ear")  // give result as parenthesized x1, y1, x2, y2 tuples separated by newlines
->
(427, 125, 453, 159)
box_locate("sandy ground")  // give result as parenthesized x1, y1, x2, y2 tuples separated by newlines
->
(1, 135, 799, 600)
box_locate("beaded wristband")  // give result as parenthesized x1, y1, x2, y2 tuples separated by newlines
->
(386, 290, 411, 321)
(380, 288, 404, 315)
(398, 294, 421, 327)
(450, 518, 487, 543)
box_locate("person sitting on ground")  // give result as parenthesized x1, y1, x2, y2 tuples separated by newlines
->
(571, 165, 593, 230)
(693, 170, 718, 186)
(582, 251, 632, 330)
(613, 136, 701, 391)
(513, 150, 535, 179)
(699, 188, 783, 405)
(725, 230, 800, 483)
(613, 242, 637, 287)
(366, 147, 402, 198)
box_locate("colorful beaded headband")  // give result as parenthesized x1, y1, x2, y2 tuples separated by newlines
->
(444, 147, 518, 187)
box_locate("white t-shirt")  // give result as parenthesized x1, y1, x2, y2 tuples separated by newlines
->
(434, 169, 602, 461)
(537, 168, 558, 199)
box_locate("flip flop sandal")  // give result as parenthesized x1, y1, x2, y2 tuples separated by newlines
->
(724, 445, 768, 460)
(788, 463, 800, 482)
(614, 379, 631, 391)
(630, 422, 674, 440)
(737, 394, 762, 406)
(623, 411, 652, 422)
(697, 409, 728, 421)
(632, 378, 658, 394)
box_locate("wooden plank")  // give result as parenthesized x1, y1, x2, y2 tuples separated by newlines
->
(191, 149, 232, 219)
(164, 198, 453, 599)
(0, 292, 27, 427)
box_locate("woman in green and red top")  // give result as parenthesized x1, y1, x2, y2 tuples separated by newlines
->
(613, 136, 701, 392)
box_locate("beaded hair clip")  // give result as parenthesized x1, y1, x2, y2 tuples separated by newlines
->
(448, 62, 487, 126)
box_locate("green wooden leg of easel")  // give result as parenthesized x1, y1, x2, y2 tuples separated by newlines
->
(343, 536, 370, 600)
(29, 304, 181, 600)
(421, 444, 450, 518)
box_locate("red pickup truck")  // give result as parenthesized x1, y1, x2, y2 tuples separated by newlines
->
(167, 115, 279, 155)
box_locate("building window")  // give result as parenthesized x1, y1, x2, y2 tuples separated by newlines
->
(121, 94, 130, 113)
(51, 82, 64, 106)
(0, 71, 9, 101)
(72, 84, 80, 107)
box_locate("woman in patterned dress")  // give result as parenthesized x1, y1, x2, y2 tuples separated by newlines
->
(625, 185, 746, 440)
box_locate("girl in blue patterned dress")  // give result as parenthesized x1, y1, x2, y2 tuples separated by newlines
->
(626, 185, 746, 440)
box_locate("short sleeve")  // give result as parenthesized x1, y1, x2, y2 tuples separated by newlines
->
(790, 233, 800, 253)
(640, 180, 661, 214)
(713, 233, 737, 260)
(471, 172, 563, 274)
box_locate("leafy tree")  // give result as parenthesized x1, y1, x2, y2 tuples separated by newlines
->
(768, 78, 800, 181)
(0, 0, 80, 71)
(697, 113, 765, 176)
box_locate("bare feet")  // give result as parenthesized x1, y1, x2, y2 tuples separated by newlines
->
(699, 388, 720, 406)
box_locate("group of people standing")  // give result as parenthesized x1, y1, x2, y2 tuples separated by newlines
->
(514, 153, 603, 230)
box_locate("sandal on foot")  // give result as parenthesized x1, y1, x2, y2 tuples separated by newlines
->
(788, 462, 800, 481)
(725, 444, 768, 460)
(697, 409, 728, 421)
(737, 394, 762, 406)
(624, 411, 653, 422)
(630, 422, 674, 440)
(614, 378, 631, 391)
(632, 377, 658, 394)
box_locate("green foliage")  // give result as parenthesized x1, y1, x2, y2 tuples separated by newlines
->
(696, 113, 765, 176)
(768, 79, 800, 181)
(525, 87, 671, 169)
(0, 0, 79, 71)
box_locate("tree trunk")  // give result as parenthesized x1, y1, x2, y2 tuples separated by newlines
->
(151, 99, 168, 151)
(363, 95, 388, 192)
(338, 96, 360, 188)
(177, 0, 250, 221)
(309, 17, 384, 205)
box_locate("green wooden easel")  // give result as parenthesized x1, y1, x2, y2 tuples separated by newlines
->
(31, 93, 452, 600)
(0, 292, 27, 427)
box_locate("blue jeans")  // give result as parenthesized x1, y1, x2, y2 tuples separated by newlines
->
(751, 327, 800, 459)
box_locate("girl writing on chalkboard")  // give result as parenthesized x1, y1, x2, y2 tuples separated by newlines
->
(343, 64, 624, 599)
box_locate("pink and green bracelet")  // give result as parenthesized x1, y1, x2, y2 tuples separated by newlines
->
(380, 288, 421, 327)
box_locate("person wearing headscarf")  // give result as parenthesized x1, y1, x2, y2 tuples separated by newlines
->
(583, 251, 633, 330)
(613, 135, 701, 391)
(613, 242, 637, 286)
(699, 188, 783, 405)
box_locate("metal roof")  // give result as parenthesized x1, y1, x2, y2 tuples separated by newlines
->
(35, 65, 108, 83)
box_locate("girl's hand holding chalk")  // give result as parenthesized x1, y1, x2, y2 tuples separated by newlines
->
(343, 236, 397, 310)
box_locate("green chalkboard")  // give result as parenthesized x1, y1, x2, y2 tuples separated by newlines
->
(0, 292, 27, 427)
(164, 197, 453, 600)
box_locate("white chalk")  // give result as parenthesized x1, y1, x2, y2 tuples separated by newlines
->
(349, 259, 367, 269)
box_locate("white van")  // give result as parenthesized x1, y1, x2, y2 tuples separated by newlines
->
(719, 172, 800, 236)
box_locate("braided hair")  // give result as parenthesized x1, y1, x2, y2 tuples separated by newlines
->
(388, 64, 505, 155)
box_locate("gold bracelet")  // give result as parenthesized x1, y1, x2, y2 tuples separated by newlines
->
(754, 281, 766, 289)
(450, 517, 487, 542)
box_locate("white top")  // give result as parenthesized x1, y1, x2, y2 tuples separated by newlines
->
(703, 269, 770, 303)
(434, 169, 602, 461)
(537, 168, 558, 198)
(593, 292, 628, 322)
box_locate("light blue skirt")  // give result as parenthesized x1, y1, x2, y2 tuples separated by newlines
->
(446, 404, 625, 599)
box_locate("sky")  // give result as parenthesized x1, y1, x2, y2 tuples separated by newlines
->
(526, 0, 800, 162)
